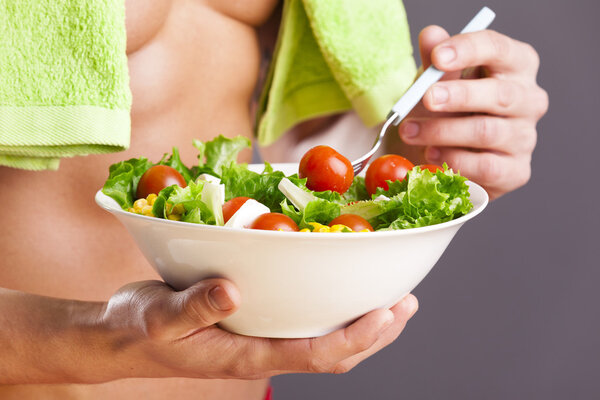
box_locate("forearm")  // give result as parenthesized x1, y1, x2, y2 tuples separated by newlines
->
(0, 287, 114, 384)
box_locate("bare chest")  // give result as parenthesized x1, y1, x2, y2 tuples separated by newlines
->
(0, 0, 278, 300)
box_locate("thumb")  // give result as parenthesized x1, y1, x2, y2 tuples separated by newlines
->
(418, 25, 461, 81)
(106, 279, 241, 341)
(171, 279, 241, 337)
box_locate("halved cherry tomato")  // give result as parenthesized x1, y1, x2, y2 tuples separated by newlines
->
(418, 164, 443, 173)
(298, 145, 354, 194)
(222, 197, 252, 223)
(365, 155, 414, 195)
(136, 165, 187, 199)
(250, 213, 299, 232)
(329, 214, 374, 232)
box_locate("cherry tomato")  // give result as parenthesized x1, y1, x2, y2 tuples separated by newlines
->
(365, 155, 414, 195)
(418, 164, 443, 173)
(298, 145, 354, 194)
(136, 165, 187, 199)
(250, 213, 299, 232)
(328, 214, 374, 232)
(222, 197, 252, 223)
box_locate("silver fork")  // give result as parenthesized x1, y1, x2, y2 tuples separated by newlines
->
(351, 6, 496, 175)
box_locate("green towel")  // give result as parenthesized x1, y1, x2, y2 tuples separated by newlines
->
(256, 0, 417, 146)
(0, 0, 131, 170)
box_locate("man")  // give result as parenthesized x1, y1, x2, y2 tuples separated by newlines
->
(0, 0, 547, 399)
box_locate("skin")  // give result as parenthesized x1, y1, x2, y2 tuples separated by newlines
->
(0, 1, 546, 399)
(395, 26, 548, 200)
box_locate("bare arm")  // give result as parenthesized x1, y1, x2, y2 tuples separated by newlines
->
(0, 288, 107, 383)
(0, 279, 417, 384)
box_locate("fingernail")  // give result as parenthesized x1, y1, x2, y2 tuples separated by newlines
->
(426, 147, 440, 161)
(401, 295, 418, 316)
(208, 285, 234, 311)
(431, 86, 449, 105)
(401, 122, 420, 139)
(436, 46, 456, 65)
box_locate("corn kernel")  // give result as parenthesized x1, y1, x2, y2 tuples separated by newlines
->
(146, 193, 158, 205)
(167, 214, 181, 221)
(299, 228, 311, 233)
(166, 203, 173, 213)
(330, 224, 350, 233)
(133, 198, 148, 211)
(141, 205, 154, 216)
(359, 229, 370, 233)
(171, 203, 185, 215)
(128, 207, 135, 213)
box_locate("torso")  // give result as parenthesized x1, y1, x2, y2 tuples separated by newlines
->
(0, 0, 278, 398)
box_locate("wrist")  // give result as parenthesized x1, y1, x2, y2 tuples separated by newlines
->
(46, 299, 117, 383)
(94, 297, 174, 381)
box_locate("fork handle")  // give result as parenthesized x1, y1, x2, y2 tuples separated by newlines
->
(388, 6, 496, 126)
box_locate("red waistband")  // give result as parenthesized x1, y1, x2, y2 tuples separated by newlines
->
(264, 385, 273, 400)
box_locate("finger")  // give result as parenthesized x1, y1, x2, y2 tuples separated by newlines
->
(424, 146, 532, 199)
(423, 78, 534, 117)
(268, 307, 395, 374)
(332, 294, 419, 374)
(272, 295, 418, 375)
(141, 279, 241, 340)
(419, 25, 461, 81)
(431, 30, 540, 77)
(399, 116, 537, 155)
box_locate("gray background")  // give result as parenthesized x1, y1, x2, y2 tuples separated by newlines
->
(273, 0, 600, 399)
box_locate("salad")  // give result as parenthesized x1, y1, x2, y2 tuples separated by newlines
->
(102, 136, 473, 232)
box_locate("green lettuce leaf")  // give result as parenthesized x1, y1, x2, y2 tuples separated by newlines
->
(280, 199, 302, 225)
(152, 181, 215, 224)
(301, 199, 341, 227)
(221, 162, 292, 212)
(342, 176, 369, 203)
(167, 180, 205, 212)
(102, 157, 153, 209)
(151, 185, 179, 219)
(372, 165, 472, 230)
(193, 135, 251, 176)
(158, 147, 194, 182)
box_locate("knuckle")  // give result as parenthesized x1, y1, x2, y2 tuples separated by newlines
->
(478, 154, 502, 184)
(331, 362, 353, 375)
(520, 126, 538, 153)
(451, 83, 470, 108)
(307, 355, 332, 374)
(427, 121, 444, 143)
(181, 294, 214, 327)
(128, 284, 170, 340)
(339, 326, 374, 354)
(305, 338, 331, 373)
(139, 306, 167, 340)
(217, 340, 265, 379)
(486, 30, 511, 63)
(353, 335, 376, 354)
(524, 42, 541, 72)
(460, 34, 478, 64)
(497, 80, 517, 109)
(517, 163, 532, 188)
(536, 87, 549, 118)
(474, 117, 498, 147)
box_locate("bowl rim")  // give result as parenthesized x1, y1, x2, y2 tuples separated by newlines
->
(95, 163, 488, 239)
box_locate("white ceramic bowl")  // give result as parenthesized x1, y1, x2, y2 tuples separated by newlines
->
(96, 163, 488, 338)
